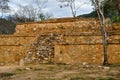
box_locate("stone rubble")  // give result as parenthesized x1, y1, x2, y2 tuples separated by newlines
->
(24, 33, 62, 63)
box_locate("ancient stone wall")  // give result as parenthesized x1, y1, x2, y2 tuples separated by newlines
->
(0, 35, 35, 65)
(54, 35, 120, 64)
(0, 17, 120, 65)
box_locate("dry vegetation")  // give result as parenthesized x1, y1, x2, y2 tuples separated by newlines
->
(0, 64, 120, 80)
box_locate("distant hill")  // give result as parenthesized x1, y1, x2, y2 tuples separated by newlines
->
(77, 11, 98, 18)
(0, 18, 16, 34)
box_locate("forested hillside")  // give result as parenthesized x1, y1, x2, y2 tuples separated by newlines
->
(0, 18, 16, 34)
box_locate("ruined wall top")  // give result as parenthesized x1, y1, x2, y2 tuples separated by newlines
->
(14, 17, 100, 36)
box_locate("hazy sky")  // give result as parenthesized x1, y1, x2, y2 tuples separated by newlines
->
(8, 0, 93, 18)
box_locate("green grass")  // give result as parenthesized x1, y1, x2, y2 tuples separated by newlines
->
(15, 68, 31, 74)
(0, 73, 15, 78)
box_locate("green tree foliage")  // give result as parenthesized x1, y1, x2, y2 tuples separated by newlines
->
(79, 0, 120, 23)
(0, 0, 15, 34)
(0, 18, 16, 34)
(39, 13, 53, 20)
(103, 0, 120, 22)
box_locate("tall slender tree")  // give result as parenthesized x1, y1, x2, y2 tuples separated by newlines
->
(0, 0, 10, 18)
(57, 0, 84, 17)
(91, 0, 109, 65)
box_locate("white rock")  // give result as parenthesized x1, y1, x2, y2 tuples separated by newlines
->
(85, 65, 90, 68)
(104, 67, 110, 70)
(98, 65, 103, 68)
(82, 62, 88, 66)
(33, 28, 37, 31)
(25, 67, 31, 70)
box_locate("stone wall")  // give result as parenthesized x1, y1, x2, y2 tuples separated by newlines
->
(0, 17, 120, 65)
(54, 35, 120, 64)
(0, 35, 35, 65)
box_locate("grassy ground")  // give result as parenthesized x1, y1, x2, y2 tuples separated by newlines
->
(0, 64, 120, 80)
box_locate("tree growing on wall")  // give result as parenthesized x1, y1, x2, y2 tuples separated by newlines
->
(91, 0, 109, 65)
(57, 0, 84, 17)
(0, 0, 10, 18)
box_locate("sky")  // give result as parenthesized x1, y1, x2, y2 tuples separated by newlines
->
(7, 0, 93, 18)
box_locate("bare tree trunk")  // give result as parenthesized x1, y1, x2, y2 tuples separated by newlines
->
(98, 6, 108, 65)
(101, 22, 108, 65)
(94, 0, 109, 65)
(70, 1, 76, 17)
(70, 6, 76, 17)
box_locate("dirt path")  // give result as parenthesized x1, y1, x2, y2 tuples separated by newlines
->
(0, 64, 120, 80)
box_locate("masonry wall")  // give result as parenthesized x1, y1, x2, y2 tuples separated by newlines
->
(54, 35, 120, 64)
(0, 35, 35, 65)
(0, 18, 120, 65)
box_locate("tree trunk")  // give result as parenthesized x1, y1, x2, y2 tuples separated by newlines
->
(70, 2, 76, 17)
(94, 0, 109, 65)
(99, 10, 108, 65)
(117, 0, 120, 15)
(101, 23, 108, 65)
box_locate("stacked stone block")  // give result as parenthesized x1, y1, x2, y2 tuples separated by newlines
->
(0, 35, 35, 65)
